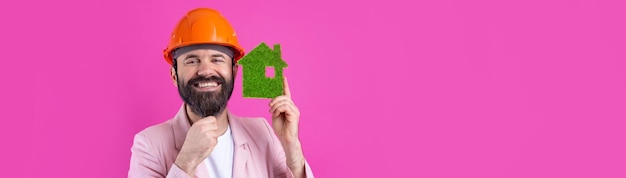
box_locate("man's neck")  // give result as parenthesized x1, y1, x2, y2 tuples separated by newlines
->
(185, 105, 230, 136)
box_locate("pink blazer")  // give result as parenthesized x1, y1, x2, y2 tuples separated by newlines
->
(129, 105, 314, 178)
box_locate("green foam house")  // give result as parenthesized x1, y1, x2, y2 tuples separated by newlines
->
(237, 42, 288, 98)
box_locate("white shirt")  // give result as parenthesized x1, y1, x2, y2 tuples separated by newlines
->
(204, 125, 234, 178)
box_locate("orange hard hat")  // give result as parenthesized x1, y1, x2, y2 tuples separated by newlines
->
(163, 8, 245, 65)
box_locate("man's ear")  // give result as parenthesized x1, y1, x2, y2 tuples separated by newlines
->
(170, 67, 178, 87)
(232, 64, 239, 78)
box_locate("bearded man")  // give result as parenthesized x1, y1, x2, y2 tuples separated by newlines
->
(128, 8, 314, 178)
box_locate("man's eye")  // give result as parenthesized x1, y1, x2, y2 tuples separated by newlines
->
(212, 58, 224, 63)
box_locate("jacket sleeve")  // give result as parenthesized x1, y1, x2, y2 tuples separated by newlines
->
(262, 119, 315, 178)
(128, 133, 191, 178)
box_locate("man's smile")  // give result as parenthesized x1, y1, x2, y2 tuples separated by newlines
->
(194, 81, 221, 92)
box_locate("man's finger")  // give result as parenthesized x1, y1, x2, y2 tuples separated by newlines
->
(195, 116, 217, 125)
(269, 96, 292, 107)
(272, 106, 290, 118)
(283, 76, 291, 98)
(270, 101, 290, 114)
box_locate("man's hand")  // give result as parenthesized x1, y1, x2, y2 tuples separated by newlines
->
(270, 77, 300, 142)
(270, 77, 306, 177)
(174, 116, 219, 176)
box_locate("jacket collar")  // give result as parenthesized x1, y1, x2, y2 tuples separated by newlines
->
(173, 105, 191, 151)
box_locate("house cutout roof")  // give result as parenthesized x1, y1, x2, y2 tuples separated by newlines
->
(238, 42, 287, 67)
(237, 42, 288, 98)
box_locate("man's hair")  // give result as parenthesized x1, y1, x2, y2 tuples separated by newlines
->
(173, 58, 178, 72)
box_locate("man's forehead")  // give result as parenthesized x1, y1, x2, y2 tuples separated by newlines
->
(173, 44, 234, 60)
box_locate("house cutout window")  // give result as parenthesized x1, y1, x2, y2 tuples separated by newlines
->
(265, 66, 275, 78)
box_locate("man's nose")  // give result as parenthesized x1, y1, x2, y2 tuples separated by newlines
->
(197, 60, 217, 77)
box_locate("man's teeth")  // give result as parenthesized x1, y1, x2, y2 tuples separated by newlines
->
(198, 82, 218, 88)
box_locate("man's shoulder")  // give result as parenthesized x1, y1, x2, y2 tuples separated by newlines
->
(134, 118, 177, 143)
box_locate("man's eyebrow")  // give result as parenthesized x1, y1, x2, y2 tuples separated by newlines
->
(184, 54, 199, 60)
(211, 54, 226, 58)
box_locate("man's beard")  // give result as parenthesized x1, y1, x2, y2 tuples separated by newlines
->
(177, 74, 234, 117)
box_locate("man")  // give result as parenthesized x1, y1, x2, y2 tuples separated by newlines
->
(129, 8, 314, 178)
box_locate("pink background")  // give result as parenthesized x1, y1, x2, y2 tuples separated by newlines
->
(1, 0, 625, 177)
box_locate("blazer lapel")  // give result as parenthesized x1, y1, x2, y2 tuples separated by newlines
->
(173, 105, 191, 151)
(228, 111, 254, 178)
